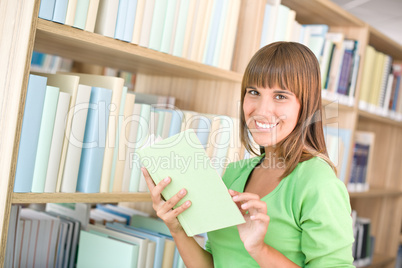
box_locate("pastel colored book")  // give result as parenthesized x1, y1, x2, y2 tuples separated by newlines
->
(139, 0, 156, 47)
(73, 0, 90, 30)
(31, 85, 60, 193)
(273, 4, 290, 42)
(159, 0, 179, 54)
(218, 0, 241, 70)
(76, 87, 112, 193)
(87, 223, 149, 268)
(122, 0, 138, 42)
(137, 129, 245, 236)
(129, 104, 152, 192)
(209, 0, 229, 67)
(62, 73, 124, 193)
(148, 0, 169, 51)
(177, 0, 196, 58)
(30, 72, 80, 193)
(76, 231, 139, 268)
(39, 0, 56, 20)
(60, 84, 92, 193)
(114, 0, 129, 40)
(65, 0, 78, 26)
(109, 86, 130, 192)
(94, 0, 119, 38)
(107, 222, 165, 268)
(118, 103, 142, 192)
(211, 115, 232, 176)
(52, 0, 69, 24)
(84, 0, 100, 32)
(131, 0, 147, 44)
(14, 74, 47, 193)
(172, 0, 192, 57)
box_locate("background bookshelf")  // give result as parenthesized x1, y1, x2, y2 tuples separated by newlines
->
(1, 0, 402, 267)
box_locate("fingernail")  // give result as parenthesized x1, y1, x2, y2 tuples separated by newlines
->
(241, 203, 248, 209)
(232, 195, 239, 201)
(180, 189, 186, 195)
(185, 201, 191, 207)
(164, 177, 170, 182)
(250, 215, 256, 220)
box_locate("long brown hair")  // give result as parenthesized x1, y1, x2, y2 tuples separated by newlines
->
(240, 41, 335, 179)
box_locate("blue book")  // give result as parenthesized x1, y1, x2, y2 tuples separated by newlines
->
(76, 87, 112, 193)
(260, 4, 272, 48)
(160, 0, 178, 53)
(154, 108, 184, 137)
(96, 204, 132, 224)
(39, 0, 56, 20)
(115, 0, 129, 40)
(123, 0, 138, 42)
(14, 75, 47, 192)
(196, 116, 211, 149)
(106, 222, 165, 268)
(203, 0, 224, 65)
(52, 0, 69, 24)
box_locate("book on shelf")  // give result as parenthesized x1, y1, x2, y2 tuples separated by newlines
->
(347, 131, 375, 192)
(137, 129, 245, 237)
(352, 214, 374, 267)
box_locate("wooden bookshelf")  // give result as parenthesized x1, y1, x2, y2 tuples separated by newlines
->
(34, 19, 243, 83)
(11, 193, 152, 204)
(1, 0, 402, 266)
(349, 189, 402, 199)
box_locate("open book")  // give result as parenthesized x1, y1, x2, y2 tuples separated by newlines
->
(137, 129, 245, 237)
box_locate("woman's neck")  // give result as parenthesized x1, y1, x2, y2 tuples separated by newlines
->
(261, 146, 286, 170)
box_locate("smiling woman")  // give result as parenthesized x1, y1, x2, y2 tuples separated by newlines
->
(142, 42, 354, 268)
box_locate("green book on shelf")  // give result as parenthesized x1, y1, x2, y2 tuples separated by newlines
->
(137, 129, 245, 237)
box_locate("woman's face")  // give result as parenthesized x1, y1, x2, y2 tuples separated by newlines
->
(243, 85, 300, 148)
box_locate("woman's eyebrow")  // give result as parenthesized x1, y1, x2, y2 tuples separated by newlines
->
(246, 86, 257, 90)
(273, 89, 294, 96)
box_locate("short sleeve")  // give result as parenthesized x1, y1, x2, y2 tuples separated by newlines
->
(297, 163, 354, 267)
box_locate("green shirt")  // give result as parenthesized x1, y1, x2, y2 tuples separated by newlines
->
(205, 156, 354, 267)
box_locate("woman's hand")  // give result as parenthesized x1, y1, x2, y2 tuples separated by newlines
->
(229, 189, 270, 253)
(142, 167, 191, 235)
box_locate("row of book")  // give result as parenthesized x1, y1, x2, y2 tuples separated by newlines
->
(352, 211, 375, 267)
(359, 46, 402, 121)
(258, 1, 360, 107)
(5, 203, 195, 268)
(38, 0, 241, 70)
(347, 131, 375, 193)
(14, 72, 243, 194)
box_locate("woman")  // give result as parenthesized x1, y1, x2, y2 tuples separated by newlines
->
(142, 42, 354, 267)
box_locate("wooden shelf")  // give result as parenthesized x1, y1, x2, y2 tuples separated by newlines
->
(12, 192, 151, 204)
(33, 19, 243, 83)
(369, 25, 402, 60)
(361, 254, 395, 268)
(281, 0, 366, 26)
(358, 109, 402, 128)
(349, 188, 402, 199)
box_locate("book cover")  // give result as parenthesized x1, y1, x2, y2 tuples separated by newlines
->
(148, 0, 169, 51)
(122, 0, 138, 42)
(138, 0, 157, 47)
(114, 0, 129, 40)
(14, 74, 47, 193)
(76, 87, 112, 193)
(31, 85, 60, 193)
(94, 0, 119, 38)
(84, 0, 100, 32)
(39, 0, 56, 20)
(73, 0, 90, 30)
(137, 129, 245, 237)
(65, 0, 78, 26)
(52, 0, 69, 24)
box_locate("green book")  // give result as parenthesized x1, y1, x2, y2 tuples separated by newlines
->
(31, 86, 60, 193)
(137, 129, 245, 237)
(76, 230, 139, 268)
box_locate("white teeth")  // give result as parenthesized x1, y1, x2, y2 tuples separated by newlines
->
(256, 121, 277, 129)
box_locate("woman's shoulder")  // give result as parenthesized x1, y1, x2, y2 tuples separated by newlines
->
(293, 156, 341, 188)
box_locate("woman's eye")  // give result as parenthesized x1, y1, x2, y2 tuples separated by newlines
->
(248, 90, 259, 96)
(275, 94, 287, 100)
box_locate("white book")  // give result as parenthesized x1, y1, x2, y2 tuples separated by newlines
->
(61, 84, 91, 193)
(94, 0, 119, 38)
(87, 224, 149, 268)
(138, 0, 156, 47)
(131, 0, 146, 44)
(62, 73, 124, 193)
(219, 0, 240, 70)
(85, 0, 100, 32)
(65, 0, 78, 26)
(44, 92, 71, 193)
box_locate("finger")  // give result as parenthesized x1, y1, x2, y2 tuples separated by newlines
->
(240, 200, 267, 214)
(166, 200, 192, 219)
(151, 176, 171, 201)
(228, 189, 240, 196)
(142, 167, 156, 191)
(232, 192, 260, 203)
(250, 213, 270, 224)
(158, 188, 188, 215)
